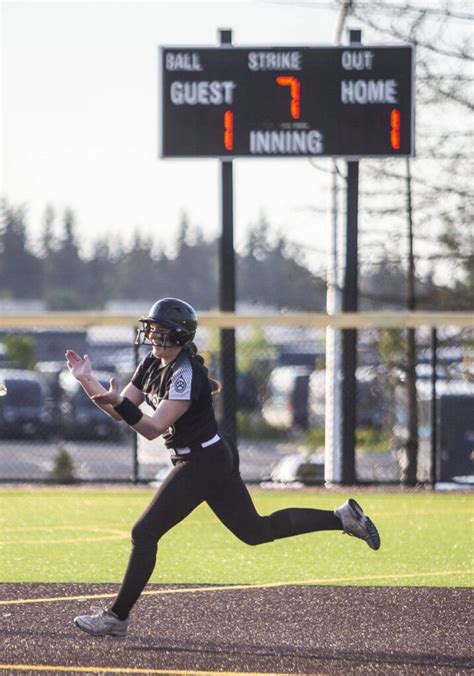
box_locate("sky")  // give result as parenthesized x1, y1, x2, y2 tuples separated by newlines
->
(2, 0, 410, 275)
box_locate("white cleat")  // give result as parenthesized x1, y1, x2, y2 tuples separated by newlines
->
(335, 498, 381, 550)
(74, 608, 129, 638)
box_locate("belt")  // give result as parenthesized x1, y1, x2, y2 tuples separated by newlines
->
(173, 433, 221, 457)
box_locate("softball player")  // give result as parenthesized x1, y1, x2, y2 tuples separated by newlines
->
(67, 297, 380, 638)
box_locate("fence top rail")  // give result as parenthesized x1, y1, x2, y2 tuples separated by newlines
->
(0, 311, 472, 330)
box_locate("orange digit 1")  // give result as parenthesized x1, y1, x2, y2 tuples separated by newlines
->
(276, 76, 301, 120)
(224, 110, 234, 151)
(390, 108, 401, 150)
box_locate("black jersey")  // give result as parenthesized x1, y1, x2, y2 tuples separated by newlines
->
(131, 350, 218, 449)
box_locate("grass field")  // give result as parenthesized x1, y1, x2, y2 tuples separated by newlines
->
(0, 487, 472, 588)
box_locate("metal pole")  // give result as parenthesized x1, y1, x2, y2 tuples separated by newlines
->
(324, 0, 351, 486)
(132, 336, 139, 483)
(404, 156, 419, 484)
(218, 28, 237, 441)
(430, 327, 438, 488)
(325, 165, 343, 484)
(340, 28, 361, 485)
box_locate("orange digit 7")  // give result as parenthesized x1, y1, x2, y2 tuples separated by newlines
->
(276, 76, 301, 120)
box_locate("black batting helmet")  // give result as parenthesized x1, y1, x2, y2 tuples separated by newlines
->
(136, 297, 197, 347)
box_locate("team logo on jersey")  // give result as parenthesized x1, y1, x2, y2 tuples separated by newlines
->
(174, 374, 187, 393)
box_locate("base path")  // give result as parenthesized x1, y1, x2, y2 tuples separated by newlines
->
(0, 583, 472, 675)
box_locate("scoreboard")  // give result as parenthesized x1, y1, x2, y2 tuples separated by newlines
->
(160, 45, 415, 159)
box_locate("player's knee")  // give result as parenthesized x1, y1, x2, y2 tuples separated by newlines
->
(232, 514, 274, 546)
(131, 521, 159, 548)
(236, 528, 270, 546)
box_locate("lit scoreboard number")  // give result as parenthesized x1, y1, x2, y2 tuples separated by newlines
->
(160, 45, 415, 159)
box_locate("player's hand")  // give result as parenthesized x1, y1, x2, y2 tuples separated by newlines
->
(65, 350, 92, 382)
(91, 377, 122, 408)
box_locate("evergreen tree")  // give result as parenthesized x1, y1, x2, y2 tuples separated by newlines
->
(40, 204, 57, 302)
(239, 215, 326, 310)
(0, 200, 42, 298)
(83, 238, 118, 308)
(117, 230, 157, 299)
(170, 213, 217, 308)
(46, 208, 85, 309)
(41, 204, 56, 258)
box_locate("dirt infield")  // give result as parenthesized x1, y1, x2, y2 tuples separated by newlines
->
(1, 583, 472, 675)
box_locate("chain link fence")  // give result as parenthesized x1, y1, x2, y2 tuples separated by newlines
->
(0, 314, 472, 485)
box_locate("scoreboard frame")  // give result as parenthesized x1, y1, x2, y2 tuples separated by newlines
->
(160, 44, 415, 160)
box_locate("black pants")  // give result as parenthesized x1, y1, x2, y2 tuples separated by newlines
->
(111, 435, 341, 619)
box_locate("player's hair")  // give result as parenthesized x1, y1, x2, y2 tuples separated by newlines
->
(186, 342, 221, 394)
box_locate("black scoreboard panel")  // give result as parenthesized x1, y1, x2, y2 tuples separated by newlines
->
(160, 45, 415, 159)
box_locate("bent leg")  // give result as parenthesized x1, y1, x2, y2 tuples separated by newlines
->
(207, 473, 341, 546)
(111, 460, 212, 619)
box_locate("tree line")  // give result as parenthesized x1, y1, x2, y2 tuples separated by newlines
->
(0, 202, 329, 311)
(1, 198, 470, 312)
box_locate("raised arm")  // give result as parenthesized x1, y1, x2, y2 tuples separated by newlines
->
(64, 350, 144, 421)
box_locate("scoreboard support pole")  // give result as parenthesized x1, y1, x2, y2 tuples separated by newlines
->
(218, 28, 237, 441)
(340, 28, 362, 484)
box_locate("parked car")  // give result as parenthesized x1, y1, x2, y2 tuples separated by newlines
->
(262, 366, 314, 430)
(58, 370, 122, 440)
(308, 366, 385, 429)
(263, 365, 385, 431)
(0, 369, 53, 439)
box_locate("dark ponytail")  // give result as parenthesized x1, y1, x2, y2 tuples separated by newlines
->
(186, 343, 221, 394)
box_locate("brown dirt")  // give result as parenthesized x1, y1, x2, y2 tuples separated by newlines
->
(0, 583, 472, 675)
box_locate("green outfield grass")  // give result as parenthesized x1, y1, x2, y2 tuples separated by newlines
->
(0, 488, 472, 587)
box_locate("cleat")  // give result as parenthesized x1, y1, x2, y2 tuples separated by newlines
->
(74, 608, 129, 638)
(335, 498, 381, 550)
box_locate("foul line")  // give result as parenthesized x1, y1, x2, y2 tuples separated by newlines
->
(0, 569, 472, 607)
(0, 525, 130, 546)
(0, 666, 327, 676)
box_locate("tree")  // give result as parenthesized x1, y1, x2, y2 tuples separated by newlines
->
(40, 204, 58, 303)
(49, 446, 76, 484)
(82, 238, 118, 309)
(41, 204, 56, 259)
(115, 229, 168, 301)
(0, 200, 42, 299)
(45, 208, 86, 309)
(239, 214, 326, 310)
(170, 213, 218, 308)
(339, 0, 474, 484)
(2, 334, 36, 369)
(347, 0, 473, 310)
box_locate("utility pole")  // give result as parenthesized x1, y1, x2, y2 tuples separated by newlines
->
(404, 157, 418, 484)
(325, 0, 352, 485)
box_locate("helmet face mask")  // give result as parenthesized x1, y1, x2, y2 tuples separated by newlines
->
(140, 323, 176, 348)
(135, 298, 197, 348)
